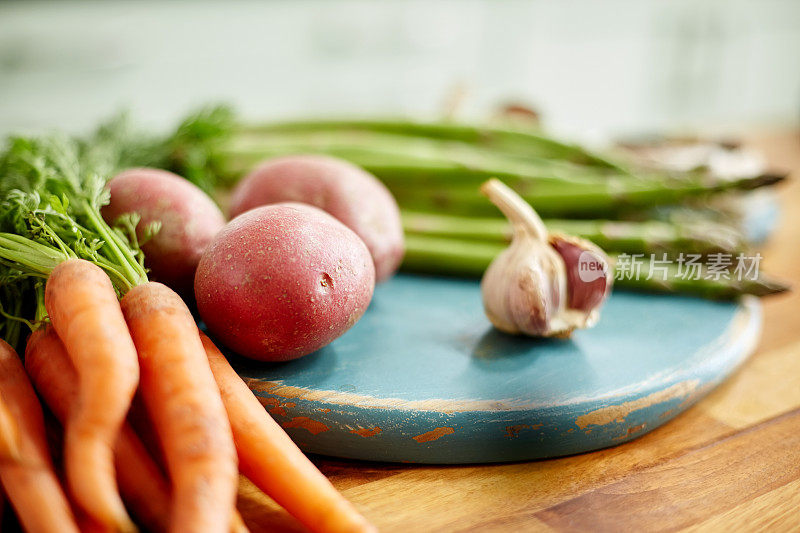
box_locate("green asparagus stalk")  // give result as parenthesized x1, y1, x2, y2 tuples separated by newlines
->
(220, 131, 634, 184)
(401, 211, 746, 256)
(219, 140, 615, 187)
(215, 141, 643, 219)
(223, 126, 786, 188)
(220, 128, 779, 191)
(86, 107, 785, 220)
(401, 234, 788, 299)
(236, 118, 627, 171)
(381, 172, 783, 218)
(215, 137, 783, 218)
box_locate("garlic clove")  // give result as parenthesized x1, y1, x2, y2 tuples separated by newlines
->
(479, 179, 570, 337)
(479, 178, 613, 338)
(549, 233, 613, 314)
(481, 237, 566, 336)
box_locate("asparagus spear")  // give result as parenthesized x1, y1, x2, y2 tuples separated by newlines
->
(224, 126, 786, 187)
(382, 172, 783, 218)
(219, 128, 759, 191)
(87, 107, 785, 221)
(401, 234, 788, 299)
(223, 129, 639, 180)
(235, 118, 627, 170)
(401, 211, 746, 257)
(216, 139, 783, 219)
(218, 140, 618, 187)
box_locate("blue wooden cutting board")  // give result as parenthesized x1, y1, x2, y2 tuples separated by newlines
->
(229, 274, 760, 464)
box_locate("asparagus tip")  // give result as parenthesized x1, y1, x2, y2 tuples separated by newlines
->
(747, 171, 789, 190)
(755, 276, 792, 297)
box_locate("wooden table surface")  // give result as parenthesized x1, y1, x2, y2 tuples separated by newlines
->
(239, 132, 800, 533)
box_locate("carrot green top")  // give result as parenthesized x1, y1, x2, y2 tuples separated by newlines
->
(0, 105, 237, 349)
(0, 134, 149, 348)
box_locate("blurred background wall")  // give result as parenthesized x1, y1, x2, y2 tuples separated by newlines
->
(1, 0, 798, 139)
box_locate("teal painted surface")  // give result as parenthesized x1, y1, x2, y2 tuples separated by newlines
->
(231, 274, 761, 463)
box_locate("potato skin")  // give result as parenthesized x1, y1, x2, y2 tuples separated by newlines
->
(102, 168, 226, 294)
(229, 155, 404, 283)
(195, 203, 375, 361)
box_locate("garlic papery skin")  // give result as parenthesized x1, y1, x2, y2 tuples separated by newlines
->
(481, 232, 568, 335)
(479, 179, 612, 337)
(549, 233, 613, 329)
(480, 179, 571, 336)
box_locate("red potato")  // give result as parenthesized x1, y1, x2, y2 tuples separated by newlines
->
(195, 203, 375, 361)
(229, 155, 404, 282)
(102, 168, 226, 294)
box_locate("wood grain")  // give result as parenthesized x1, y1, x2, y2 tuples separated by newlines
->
(239, 131, 800, 532)
(536, 409, 800, 532)
(683, 478, 800, 532)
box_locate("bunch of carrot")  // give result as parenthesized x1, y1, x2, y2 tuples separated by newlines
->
(0, 135, 375, 532)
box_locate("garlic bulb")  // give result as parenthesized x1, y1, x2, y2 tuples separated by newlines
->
(480, 179, 613, 337)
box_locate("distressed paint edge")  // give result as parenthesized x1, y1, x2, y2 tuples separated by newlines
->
(245, 298, 761, 415)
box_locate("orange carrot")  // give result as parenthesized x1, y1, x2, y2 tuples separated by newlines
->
(201, 334, 375, 533)
(231, 510, 251, 533)
(121, 282, 238, 533)
(123, 394, 249, 533)
(76, 511, 117, 533)
(25, 326, 171, 533)
(44, 258, 139, 532)
(0, 393, 20, 462)
(0, 338, 80, 533)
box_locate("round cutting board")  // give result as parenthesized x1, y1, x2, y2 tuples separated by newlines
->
(230, 274, 760, 464)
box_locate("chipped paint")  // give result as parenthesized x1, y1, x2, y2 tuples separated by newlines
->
(505, 424, 530, 438)
(505, 423, 542, 438)
(677, 381, 716, 410)
(412, 427, 454, 443)
(269, 406, 287, 417)
(257, 397, 297, 417)
(228, 294, 760, 462)
(350, 427, 382, 438)
(614, 423, 647, 440)
(575, 380, 699, 429)
(258, 397, 280, 409)
(247, 378, 528, 413)
(244, 296, 754, 415)
(258, 397, 287, 417)
(281, 417, 329, 435)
